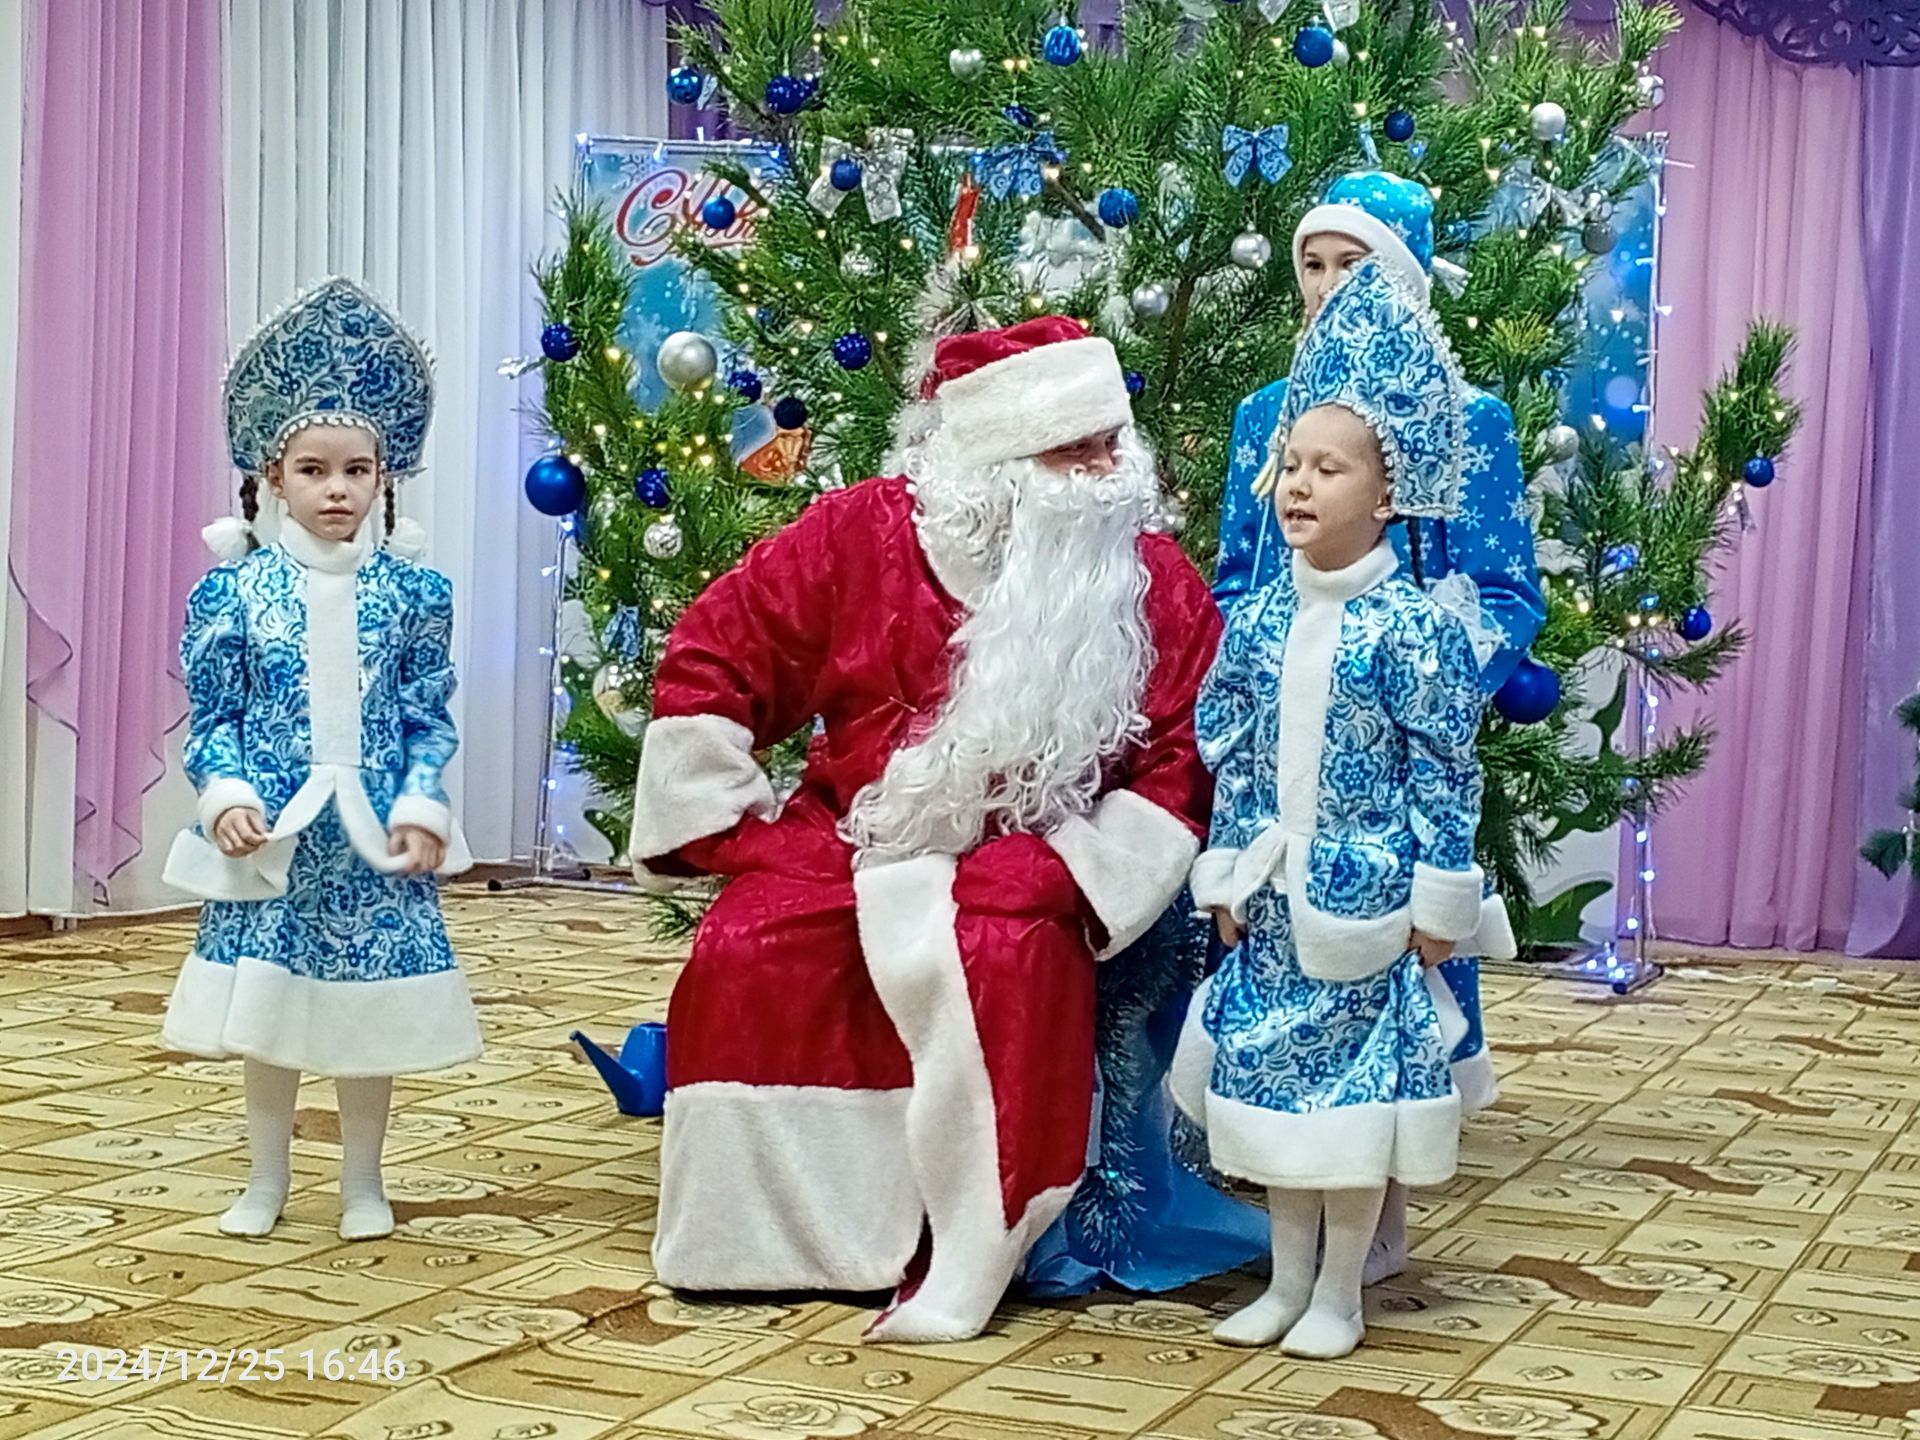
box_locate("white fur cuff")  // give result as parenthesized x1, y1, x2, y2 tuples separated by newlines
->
(1189, 848, 1241, 915)
(1047, 791, 1199, 960)
(197, 777, 266, 838)
(388, 794, 453, 843)
(1411, 862, 1486, 943)
(629, 713, 777, 872)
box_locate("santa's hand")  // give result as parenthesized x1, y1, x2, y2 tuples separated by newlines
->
(390, 825, 447, 875)
(214, 807, 269, 858)
(1211, 907, 1244, 950)
(1412, 929, 1454, 968)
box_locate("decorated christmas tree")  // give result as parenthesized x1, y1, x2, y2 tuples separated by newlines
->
(527, 0, 1798, 947)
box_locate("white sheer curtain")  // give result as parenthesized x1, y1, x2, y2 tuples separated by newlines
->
(221, 0, 667, 869)
(0, 0, 56, 919)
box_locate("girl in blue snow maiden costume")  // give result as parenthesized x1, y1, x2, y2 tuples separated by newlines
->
(1214, 170, 1545, 1286)
(160, 278, 482, 1241)
(1172, 259, 1516, 1360)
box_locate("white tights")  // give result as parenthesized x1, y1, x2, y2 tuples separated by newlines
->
(1215, 1184, 1386, 1358)
(218, 1059, 394, 1241)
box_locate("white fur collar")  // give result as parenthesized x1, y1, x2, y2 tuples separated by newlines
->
(280, 516, 375, 574)
(1293, 540, 1398, 605)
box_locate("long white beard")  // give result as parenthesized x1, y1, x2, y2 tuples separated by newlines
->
(842, 427, 1161, 861)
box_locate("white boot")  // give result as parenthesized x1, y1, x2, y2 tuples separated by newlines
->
(1283, 1185, 1384, 1360)
(1216, 1189, 1320, 1347)
(1364, 1179, 1409, 1285)
(220, 1059, 298, 1236)
(336, 1075, 395, 1240)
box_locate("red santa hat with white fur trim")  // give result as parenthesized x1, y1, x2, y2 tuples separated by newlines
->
(924, 316, 1134, 467)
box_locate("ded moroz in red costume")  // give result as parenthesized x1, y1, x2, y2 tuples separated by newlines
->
(628, 317, 1220, 1342)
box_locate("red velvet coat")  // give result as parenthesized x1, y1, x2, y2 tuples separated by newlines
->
(628, 476, 1220, 1341)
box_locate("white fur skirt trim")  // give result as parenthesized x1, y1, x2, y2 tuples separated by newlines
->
(653, 1081, 922, 1294)
(1168, 974, 1459, 1189)
(161, 952, 483, 1078)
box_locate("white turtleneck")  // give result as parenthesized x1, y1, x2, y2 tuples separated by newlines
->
(280, 518, 375, 770)
(1279, 541, 1400, 838)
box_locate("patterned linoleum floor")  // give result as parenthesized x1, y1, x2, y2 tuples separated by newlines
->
(0, 891, 1916, 1439)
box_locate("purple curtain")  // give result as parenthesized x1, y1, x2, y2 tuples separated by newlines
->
(1644, 15, 1875, 951)
(1845, 63, 1920, 956)
(8, 0, 227, 886)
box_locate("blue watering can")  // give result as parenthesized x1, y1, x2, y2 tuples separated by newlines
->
(571, 1022, 668, 1117)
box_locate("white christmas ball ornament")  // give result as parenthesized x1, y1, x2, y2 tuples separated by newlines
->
(657, 331, 718, 391)
(1529, 101, 1568, 144)
(1543, 423, 1580, 463)
(1331, 38, 1350, 67)
(643, 516, 685, 559)
(1230, 231, 1272, 271)
(949, 47, 986, 79)
(1636, 73, 1666, 108)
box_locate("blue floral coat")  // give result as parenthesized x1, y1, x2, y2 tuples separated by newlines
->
(159, 522, 480, 1078)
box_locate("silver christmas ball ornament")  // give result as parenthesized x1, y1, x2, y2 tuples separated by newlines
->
(1636, 72, 1665, 108)
(656, 331, 719, 391)
(1130, 281, 1172, 323)
(1331, 38, 1351, 67)
(643, 516, 685, 559)
(1230, 231, 1273, 271)
(840, 250, 877, 280)
(949, 46, 986, 80)
(1543, 423, 1580, 463)
(1529, 100, 1568, 144)
(1581, 220, 1617, 255)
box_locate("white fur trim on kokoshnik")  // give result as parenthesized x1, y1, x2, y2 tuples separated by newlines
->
(936, 336, 1134, 467)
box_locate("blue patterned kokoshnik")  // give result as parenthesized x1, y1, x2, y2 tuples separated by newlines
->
(1271, 257, 1469, 520)
(224, 277, 435, 477)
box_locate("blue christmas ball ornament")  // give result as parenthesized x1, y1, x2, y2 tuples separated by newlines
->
(833, 332, 873, 370)
(701, 195, 737, 231)
(1744, 455, 1776, 487)
(524, 454, 586, 517)
(1603, 542, 1640, 574)
(754, 305, 784, 331)
(1097, 187, 1139, 228)
(1125, 371, 1146, 397)
(727, 368, 763, 402)
(1494, 659, 1562, 726)
(1004, 102, 1037, 130)
(1293, 24, 1336, 67)
(830, 156, 863, 193)
(1043, 24, 1083, 66)
(667, 65, 704, 106)
(765, 74, 809, 116)
(540, 323, 579, 362)
(1385, 109, 1416, 143)
(635, 468, 671, 509)
(1679, 605, 1713, 642)
(773, 396, 809, 430)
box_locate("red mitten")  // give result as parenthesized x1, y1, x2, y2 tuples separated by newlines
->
(953, 832, 1107, 952)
